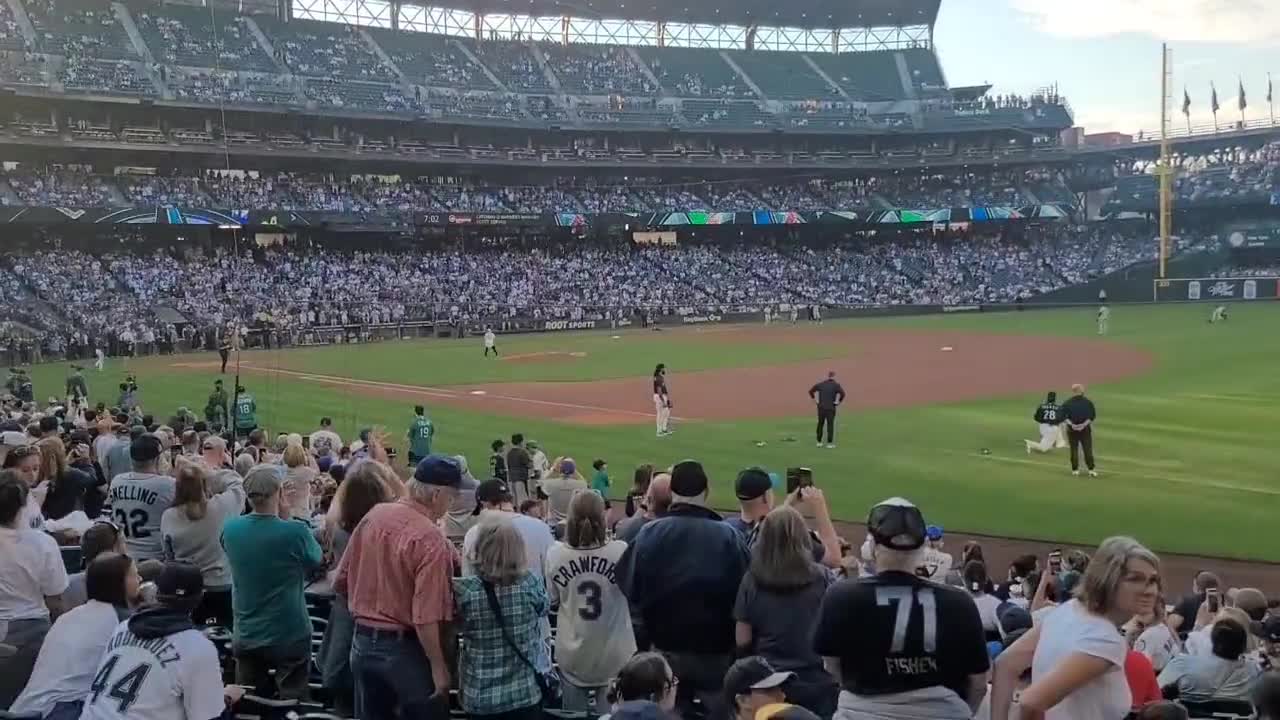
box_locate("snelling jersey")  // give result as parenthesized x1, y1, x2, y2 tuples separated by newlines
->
(545, 540, 637, 686)
(80, 620, 224, 720)
(813, 571, 989, 701)
(107, 473, 176, 562)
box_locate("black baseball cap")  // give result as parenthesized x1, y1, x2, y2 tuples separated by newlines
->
(723, 657, 794, 703)
(1264, 616, 1280, 643)
(156, 562, 204, 601)
(670, 460, 709, 498)
(735, 467, 773, 501)
(867, 497, 927, 551)
(476, 479, 513, 507)
(130, 434, 164, 463)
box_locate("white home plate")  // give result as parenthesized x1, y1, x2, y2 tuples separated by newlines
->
(611, 335, 621, 339)
(470, 390, 487, 395)
(941, 346, 954, 352)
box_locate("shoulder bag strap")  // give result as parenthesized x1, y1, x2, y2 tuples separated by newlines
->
(480, 579, 538, 674)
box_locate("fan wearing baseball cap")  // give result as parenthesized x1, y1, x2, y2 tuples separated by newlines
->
(80, 563, 228, 720)
(105, 434, 176, 562)
(723, 657, 795, 720)
(617, 460, 750, 719)
(812, 498, 990, 719)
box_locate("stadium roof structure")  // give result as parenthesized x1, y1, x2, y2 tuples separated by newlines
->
(417, 0, 940, 29)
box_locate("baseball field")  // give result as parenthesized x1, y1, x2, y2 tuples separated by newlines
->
(23, 303, 1280, 565)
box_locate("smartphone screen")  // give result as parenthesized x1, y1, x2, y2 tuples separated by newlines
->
(1207, 589, 1221, 612)
(786, 467, 813, 494)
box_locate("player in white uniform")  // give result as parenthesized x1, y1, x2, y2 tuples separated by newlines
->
(652, 364, 671, 437)
(80, 563, 227, 720)
(1096, 305, 1110, 335)
(94, 347, 106, 371)
(544, 491, 636, 714)
(1210, 305, 1229, 324)
(107, 436, 177, 562)
(483, 327, 498, 357)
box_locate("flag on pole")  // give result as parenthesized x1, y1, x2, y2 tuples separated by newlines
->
(1238, 78, 1247, 111)
(1182, 88, 1191, 116)
(1211, 83, 1220, 113)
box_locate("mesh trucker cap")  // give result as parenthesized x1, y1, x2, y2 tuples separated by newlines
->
(867, 497, 927, 551)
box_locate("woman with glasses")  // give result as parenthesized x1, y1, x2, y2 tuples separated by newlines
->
(608, 652, 679, 713)
(0, 470, 69, 707)
(991, 536, 1162, 720)
(9, 552, 141, 719)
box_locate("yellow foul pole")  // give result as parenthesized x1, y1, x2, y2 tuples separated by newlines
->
(1157, 44, 1174, 278)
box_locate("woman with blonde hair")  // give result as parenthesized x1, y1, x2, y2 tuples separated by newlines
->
(734, 506, 837, 718)
(546, 489, 636, 713)
(159, 461, 245, 626)
(35, 437, 95, 522)
(281, 442, 317, 520)
(991, 536, 1162, 720)
(454, 519, 550, 720)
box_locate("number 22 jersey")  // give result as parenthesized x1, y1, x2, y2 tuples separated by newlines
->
(80, 609, 224, 720)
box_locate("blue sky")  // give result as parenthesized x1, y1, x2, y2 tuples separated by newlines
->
(933, 0, 1279, 134)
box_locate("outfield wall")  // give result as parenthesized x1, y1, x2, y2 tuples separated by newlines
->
(1151, 277, 1280, 302)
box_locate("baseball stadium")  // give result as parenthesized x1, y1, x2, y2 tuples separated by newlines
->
(0, 0, 1279, 714)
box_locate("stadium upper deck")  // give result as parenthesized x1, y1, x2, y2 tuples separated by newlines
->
(0, 0, 1070, 135)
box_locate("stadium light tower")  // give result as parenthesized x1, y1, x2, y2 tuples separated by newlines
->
(1156, 43, 1174, 278)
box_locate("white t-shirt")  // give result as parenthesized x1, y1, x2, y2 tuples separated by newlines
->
(484, 331, 496, 347)
(463, 510, 555, 581)
(10, 600, 124, 715)
(1134, 623, 1182, 672)
(544, 540, 636, 686)
(972, 592, 1003, 633)
(0, 526, 69, 622)
(1030, 600, 1129, 720)
(920, 547, 953, 582)
(79, 618, 224, 720)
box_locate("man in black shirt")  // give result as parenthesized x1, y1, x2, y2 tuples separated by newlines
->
(808, 371, 846, 448)
(488, 439, 507, 482)
(1060, 383, 1098, 476)
(1024, 391, 1064, 454)
(505, 433, 531, 502)
(813, 497, 989, 719)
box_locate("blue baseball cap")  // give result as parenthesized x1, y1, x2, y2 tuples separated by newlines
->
(926, 525, 944, 541)
(414, 454, 477, 489)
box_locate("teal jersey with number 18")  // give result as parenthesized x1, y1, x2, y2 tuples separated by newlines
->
(409, 416, 434, 457)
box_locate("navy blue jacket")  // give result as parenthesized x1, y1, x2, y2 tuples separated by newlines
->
(617, 502, 750, 654)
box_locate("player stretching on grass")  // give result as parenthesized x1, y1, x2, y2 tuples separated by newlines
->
(653, 363, 672, 437)
(1024, 391, 1065, 454)
(1210, 305, 1229, 324)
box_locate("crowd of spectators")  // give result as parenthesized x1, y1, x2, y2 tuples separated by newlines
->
(0, 386, 1276, 720)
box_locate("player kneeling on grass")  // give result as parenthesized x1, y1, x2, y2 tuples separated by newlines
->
(1210, 305, 1229, 324)
(1024, 391, 1067, 454)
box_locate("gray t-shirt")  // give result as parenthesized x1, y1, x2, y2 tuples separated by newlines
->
(540, 475, 588, 524)
(108, 471, 177, 562)
(161, 474, 245, 588)
(615, 513, 652, 544)
(733, 567, 833, 672)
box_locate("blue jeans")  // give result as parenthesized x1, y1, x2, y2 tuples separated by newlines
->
(350, 624, 446, 720)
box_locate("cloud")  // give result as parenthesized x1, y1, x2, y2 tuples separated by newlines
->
(1009, 0, 1280, 45)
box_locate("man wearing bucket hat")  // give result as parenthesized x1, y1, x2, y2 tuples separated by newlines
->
(813, 498, 990, 719)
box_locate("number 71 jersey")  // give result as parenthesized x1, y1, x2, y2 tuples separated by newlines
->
(81, 617, 225, 720)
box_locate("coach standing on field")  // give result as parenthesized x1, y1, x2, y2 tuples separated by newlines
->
(1061, 383, 1098, 477)
(809, 371, 846, 448)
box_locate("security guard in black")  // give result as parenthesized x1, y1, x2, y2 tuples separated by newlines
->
(1060, 386, 1098, 472)
(809, 372, 846, 445)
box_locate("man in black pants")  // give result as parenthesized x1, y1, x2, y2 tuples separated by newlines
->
(1060, 383, 1098, 477)
(808, 371, 846, 448)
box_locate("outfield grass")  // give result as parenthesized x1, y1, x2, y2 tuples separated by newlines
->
(25, 303, 1280, 561)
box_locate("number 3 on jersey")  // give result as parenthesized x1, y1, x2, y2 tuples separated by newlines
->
(89, 654, 153, 713)
(876, 586, 938, 653)
(577, 580, 602, 621)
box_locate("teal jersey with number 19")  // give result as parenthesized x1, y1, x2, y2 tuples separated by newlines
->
(409, 416, 434, 457)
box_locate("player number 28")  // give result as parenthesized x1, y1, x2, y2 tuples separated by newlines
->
(876, 586, 938, 653)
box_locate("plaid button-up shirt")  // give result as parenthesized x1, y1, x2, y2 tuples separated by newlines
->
(454, 570, 549, 715)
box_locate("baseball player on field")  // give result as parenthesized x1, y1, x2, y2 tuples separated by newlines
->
(1025, 391, 1067, 453)
(1096, 305, 1110, 335)
(483, 326, 498, 357)
(1210, 305, 1229, 324)
(653, 363, 672, 437)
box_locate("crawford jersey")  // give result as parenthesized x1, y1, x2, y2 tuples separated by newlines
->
(545, 540, 636, 686)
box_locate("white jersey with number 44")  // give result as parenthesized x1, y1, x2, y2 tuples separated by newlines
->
(80, 620, 224, 720)
(545, 540, 636, 686)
